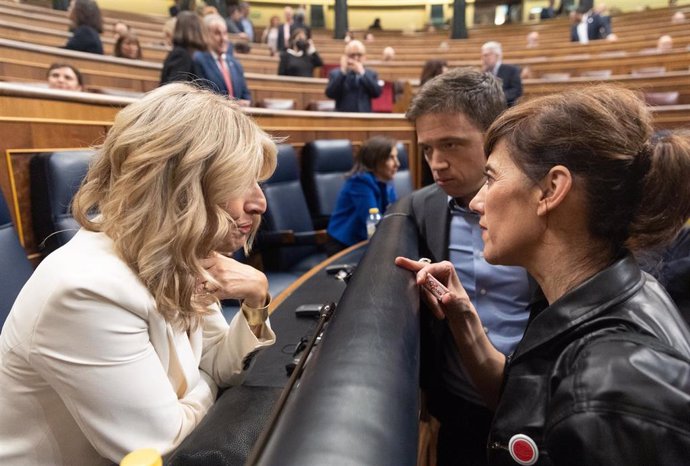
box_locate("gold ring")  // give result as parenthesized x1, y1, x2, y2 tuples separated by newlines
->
(418, 258, 432, 264)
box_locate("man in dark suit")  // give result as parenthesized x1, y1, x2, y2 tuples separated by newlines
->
(194, 14, 251, 106)
(402, 68, 533, 466)
(480, 41, 522, 107)
(325, 40, 382, 112)
(540, 0, 557, 19)
(276, 6, 295, 52)
(570, 7, 611, 42)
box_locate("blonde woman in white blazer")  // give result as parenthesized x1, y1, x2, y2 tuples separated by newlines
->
(0, 83, 278, 465)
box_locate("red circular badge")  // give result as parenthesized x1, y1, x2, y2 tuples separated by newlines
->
(508, 434, 539, 465)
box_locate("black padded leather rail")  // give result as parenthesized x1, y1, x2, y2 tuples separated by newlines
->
(254, 200, 421, 466)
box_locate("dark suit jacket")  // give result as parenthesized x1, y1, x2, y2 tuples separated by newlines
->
(496, 63, 522, 107)
(276, 23, 294, 52)
(325, 68, 383, 112)
(402, 185, 538, 402)
(193, 51, 252, 101)
(160, 46, 200, 85)
(570, 13, 611, 42)
(408, 184, 450, 263)
(64, 25, 103, 54)
(401, 186, 447, 399)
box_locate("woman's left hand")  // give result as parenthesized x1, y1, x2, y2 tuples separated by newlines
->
(200, 252, 269, 308)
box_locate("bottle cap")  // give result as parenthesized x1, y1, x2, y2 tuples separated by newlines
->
(369, 207, 380, 214)
(120, 448, 162, 466)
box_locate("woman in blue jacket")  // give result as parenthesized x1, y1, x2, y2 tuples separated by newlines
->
(326, 136, 400, 255)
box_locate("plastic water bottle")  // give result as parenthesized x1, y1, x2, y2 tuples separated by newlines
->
(366, 207, 382, 239)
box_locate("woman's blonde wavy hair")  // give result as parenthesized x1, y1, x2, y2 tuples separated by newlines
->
(73, 83, 277, 331)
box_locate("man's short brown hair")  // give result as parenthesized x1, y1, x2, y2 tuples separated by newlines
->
(406, 67, 506, 132)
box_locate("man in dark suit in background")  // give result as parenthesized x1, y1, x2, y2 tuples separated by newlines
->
(570, 6, 611, 42)
(325, 40, 382, 112)
(194, 14, 252, 106)
(480, 41, 522, 107)
(276, 6, 295, 52)
(402, 68, 533, 466)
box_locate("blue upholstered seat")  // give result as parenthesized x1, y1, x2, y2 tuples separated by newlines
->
(300, 139, 354, 230)
(259, 144, 327, 273)
(0, 193, 33, 328)
(30, 150, 95, 255)
(393, 142, 413, 199)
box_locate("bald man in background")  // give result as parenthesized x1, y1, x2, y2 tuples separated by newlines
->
(325, 40, 382, 112)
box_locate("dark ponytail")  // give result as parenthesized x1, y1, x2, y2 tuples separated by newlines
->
(627, 130, 690, 251)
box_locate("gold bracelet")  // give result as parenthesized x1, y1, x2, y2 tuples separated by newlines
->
(241, 294, 271, 327)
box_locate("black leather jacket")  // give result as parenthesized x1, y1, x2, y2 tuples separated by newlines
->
(488, 254, 690, 465)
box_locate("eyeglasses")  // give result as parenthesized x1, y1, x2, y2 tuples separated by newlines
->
(347, 53, 363, 58)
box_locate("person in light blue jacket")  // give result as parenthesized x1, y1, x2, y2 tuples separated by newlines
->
(326, 136, 400, 255)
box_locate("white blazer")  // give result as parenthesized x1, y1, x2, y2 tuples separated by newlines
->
(0, 229, 275, 465)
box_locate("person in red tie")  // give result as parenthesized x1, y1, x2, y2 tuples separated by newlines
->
(194, 14, 252, 106)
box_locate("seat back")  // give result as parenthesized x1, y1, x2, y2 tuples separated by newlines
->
(306, 100, 336, 111)
(371, 80, 394, 113)
(0, 193, 33, 328)
(258, 98, 296, 110)
(644, 91, 680, 106)
(540, 72, 571, 81)
(320, 63, 340, 78)
(631, 66, 666, 76)
(30, 150, 95, 255)
(580, 69, 612, 78)
(301, 139, 354, 230)
(261, 144, 320, 271)
(393, 142, 413, 199)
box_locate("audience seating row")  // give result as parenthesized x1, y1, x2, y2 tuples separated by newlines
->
(5, 0, 688, 65)
(17, 138, 412, 308)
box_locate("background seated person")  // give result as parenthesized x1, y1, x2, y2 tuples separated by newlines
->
(419, 59, 448, 85)
(160, 11, 206, 85)
(261, 15, 280, 55)
(277, 28, 323, 77)
(226, 5, 249, 40)
(570, 6, 612, 43)
(326, 136, 400, 255)
(325, 40, 383, 113)
(195, 14, 252, 106)
(656, 34, 673, 53)
(113, 21, 130, 40)
(64, 0, 103, 54)
(382, 46, 396, 61)
(481, 41, 522, 107)
(47, 62, 83, 91)
(0, 83, 278, 465)
(114, 32, 143, 60)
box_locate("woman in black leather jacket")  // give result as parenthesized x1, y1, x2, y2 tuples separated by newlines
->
(398, 85, 690, 465)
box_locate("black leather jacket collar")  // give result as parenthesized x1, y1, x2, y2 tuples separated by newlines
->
(514, 254, 643, 362)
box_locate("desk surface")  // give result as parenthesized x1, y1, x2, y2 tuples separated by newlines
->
(247, 245, 366, 388)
